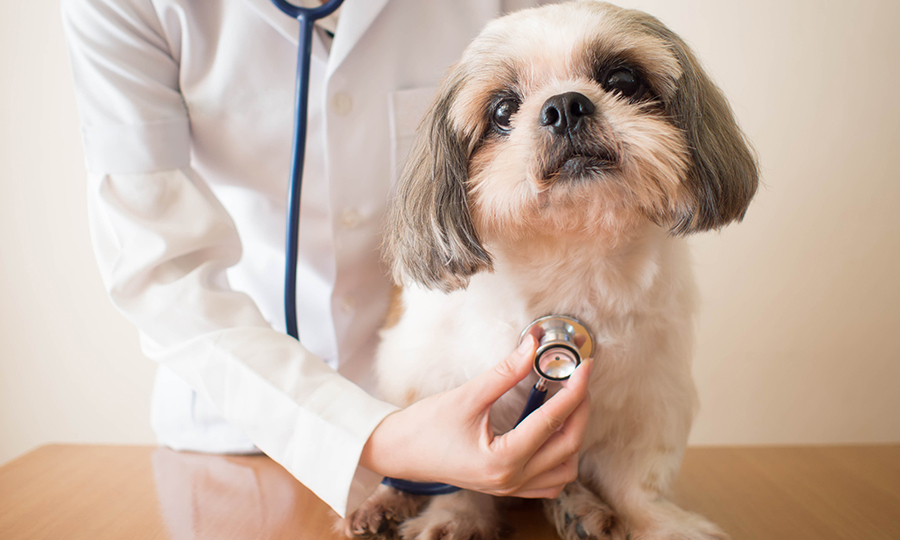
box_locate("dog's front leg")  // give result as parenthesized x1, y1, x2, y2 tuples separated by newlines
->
(577, 446, 729, 540)
(546, 349, 726, 540)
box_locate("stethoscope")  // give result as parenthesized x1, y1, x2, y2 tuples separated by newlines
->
(269, 0, 596, 496)
(269, 0, 345, 340)
(382, 316, 595, 495)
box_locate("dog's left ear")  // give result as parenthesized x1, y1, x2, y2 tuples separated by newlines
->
(384, 68, 492, 292)
(652, 25, 760, 234)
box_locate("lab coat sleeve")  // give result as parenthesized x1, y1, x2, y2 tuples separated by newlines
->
(62, 0, 397, 517)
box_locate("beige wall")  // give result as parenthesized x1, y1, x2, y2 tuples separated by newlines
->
(1, 1, 158, 466)
(1, 0, 898, 465)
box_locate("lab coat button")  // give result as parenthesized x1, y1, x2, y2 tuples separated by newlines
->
(341, 208, 361, 229)
(331, 92, 353, 116)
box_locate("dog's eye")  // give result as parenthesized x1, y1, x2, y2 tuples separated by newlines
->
(491, 98, 520, 131)
(602, 67, 646, 100)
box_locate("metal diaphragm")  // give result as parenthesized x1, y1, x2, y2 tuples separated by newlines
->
(519, 315, 595, 382)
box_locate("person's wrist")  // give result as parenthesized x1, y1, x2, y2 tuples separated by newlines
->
(359, 412, 391, 475)
(359, 410, 412, 479)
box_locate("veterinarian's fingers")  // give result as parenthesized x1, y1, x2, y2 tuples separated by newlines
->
(513, 455, 579, 497)
(501, 357, 592, 462)
(465, 335, 536, 411)
(521, 392, 590, 479)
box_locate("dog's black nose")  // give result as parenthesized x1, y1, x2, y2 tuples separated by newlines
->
(539, 92, 595, 136)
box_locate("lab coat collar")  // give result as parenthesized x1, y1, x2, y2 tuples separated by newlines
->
(243, 0, 303, 45)
(327, 0, 390, 77)
(242, 0, 391, 76)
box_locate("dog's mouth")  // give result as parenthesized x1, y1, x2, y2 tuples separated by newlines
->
(559, 152, 615, 176)
(539, 143, 618, 187)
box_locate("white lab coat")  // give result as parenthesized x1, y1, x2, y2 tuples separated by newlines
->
(62, 0, 547, 517)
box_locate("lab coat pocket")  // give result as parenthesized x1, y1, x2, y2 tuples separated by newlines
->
(388, 86, 438, 189)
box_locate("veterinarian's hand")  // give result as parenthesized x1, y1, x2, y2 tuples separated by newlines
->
(360, 334, 593, 499)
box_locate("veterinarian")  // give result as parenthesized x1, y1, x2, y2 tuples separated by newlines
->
(62, 0, 591, 517)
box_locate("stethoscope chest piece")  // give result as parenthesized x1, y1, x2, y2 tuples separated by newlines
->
(519, 315, 594, 383)
(386, 314, 595, 496)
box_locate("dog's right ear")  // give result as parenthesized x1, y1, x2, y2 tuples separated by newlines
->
(384, 69, 493, 293)
(655, 25, 759, 234)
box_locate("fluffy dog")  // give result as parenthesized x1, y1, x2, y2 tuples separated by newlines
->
(348, 2, 758, 539)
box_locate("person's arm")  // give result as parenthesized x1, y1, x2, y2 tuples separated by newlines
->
(62, 0, 396, 516)
(362, 338, 594, 500)
(86, 168, 591, 508)
(63, 0, 592, 514)
(86, 167, 398, 513)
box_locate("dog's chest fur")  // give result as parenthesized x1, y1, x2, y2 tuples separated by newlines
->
(375, 225, 697, 436)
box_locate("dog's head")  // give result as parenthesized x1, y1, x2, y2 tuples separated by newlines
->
(386, 1, 758, 292)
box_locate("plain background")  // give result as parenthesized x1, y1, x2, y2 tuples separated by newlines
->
(2, 0, 898, 466)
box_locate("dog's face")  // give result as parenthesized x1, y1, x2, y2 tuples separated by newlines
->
(387, 1, 758, 292)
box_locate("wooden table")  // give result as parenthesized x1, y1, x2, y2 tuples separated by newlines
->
(0, 445, 897, 539)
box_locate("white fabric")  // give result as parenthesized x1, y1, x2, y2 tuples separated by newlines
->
(62, 0, 547, 517)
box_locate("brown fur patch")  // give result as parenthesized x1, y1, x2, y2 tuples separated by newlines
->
(402, 388, 420, 408)
(383, 285, 405, 330)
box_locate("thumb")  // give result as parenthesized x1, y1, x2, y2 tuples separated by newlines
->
(464, 335, 536, 411)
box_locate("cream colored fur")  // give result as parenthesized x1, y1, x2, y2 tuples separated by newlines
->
(377, 227, 710, 539)
(355, 2, 757, 539)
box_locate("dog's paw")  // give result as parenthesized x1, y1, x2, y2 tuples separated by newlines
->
(399, 491, 502, 540)
(340, 485, 428, 539)
(544, 482, 623, 540)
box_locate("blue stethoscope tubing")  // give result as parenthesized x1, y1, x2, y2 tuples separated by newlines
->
(269, 0, 345, 340)
(268, 0, 453, 496)
(270, 0, 553, 497)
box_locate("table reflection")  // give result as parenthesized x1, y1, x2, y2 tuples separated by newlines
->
(151, 448, 344, 540)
